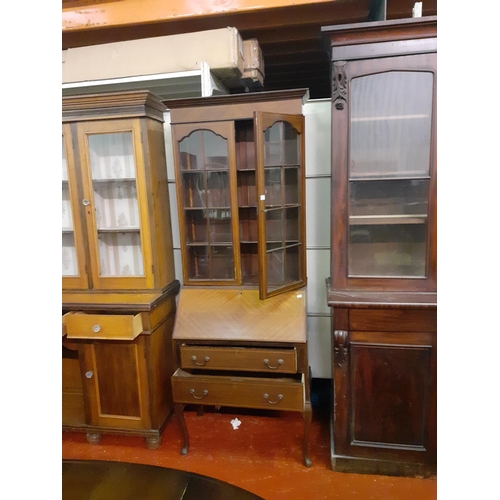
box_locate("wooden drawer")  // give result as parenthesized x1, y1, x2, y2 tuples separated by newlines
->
(171, 369, 304, 412)
(179, 345, 297, 373)
(349, 309, 437, 333)
(65, 312, 144, 340)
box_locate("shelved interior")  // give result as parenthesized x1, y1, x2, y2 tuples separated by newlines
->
(177, 116, 304, 289)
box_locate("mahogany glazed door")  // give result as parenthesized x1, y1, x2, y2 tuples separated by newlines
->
(254, 112, 306, 299)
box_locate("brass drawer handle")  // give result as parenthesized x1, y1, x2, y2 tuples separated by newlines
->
(190, 389, 208, 400)
(191, 355, 210, 366)
(263, 358, 284, 369)
(263, 393, 283, 405)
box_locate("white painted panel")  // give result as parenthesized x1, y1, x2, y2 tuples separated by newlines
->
(306, 315, 332, 379)
(168, 183, 181, 249)
(163, 111, 176, 181)
(306, 249, 330, 315)
(303, 99, 332, 177)
(174, 248, 184, 285)
(305, 177, 331, 248)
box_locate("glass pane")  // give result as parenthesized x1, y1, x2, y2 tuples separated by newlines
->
(348, 223, 427, 277)
(179, 130, 228, 171)
(88, 132, 144, 277)
(284, 246, 300, 284)
(98, 233, 144, 276)
(284, 167, 299, 205)
(181, 172, 205, 208)
(348, 179, 428, 278)
(206, 171, 230, 207)
(186, 246, 235, 281)
(264, 168, 282, 207)
(184, 210, 208, 244)
(62, 234, 78, 276)
(211, 246, 235, 280)
(266, 249, 284, 289)
(208, 211, 232, 243)
(350, 71, 433, 178)
(264, 122, 282, 166)
(283, 122, 299, 165)
(187, 246, 209, 279)
(285, 207, 299, 242)
(62, 136, 78, 276)
(350, 179, 429, 219)
(265, 209, 283, 245)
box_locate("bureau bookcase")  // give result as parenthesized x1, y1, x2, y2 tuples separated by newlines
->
(166, 90, 313, 466)
(62, 91, 179, 448)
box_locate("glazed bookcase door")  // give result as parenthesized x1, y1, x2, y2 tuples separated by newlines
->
(62, 125, 89, 290)
(255, 112, 306, 299)
(172, 122, 240, 285)
(332, 53, 437, 292)
(76, 119, 154, 290)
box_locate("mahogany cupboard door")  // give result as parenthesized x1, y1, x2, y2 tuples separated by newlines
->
(332, 328, 436, 467)
(80, 338, 151, 430)
(62, 124, 89, 290)
(254, 112, 307, 299)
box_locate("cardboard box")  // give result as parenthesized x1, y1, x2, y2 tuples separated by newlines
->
(242, 39, 265, 87)
(62, 27, 244, 87)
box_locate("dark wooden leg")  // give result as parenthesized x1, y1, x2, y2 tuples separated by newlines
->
(86, 432, 102, 445)
(145, 434, 161, 450)
(302, 401, 313, 467)
(197, 405, 204, 417)
(174, 403, 189, 455)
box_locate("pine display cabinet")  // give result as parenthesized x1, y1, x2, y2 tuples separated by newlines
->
(62, 91, 180, 448)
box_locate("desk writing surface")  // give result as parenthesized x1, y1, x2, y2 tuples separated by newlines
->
(173, 288, 306, 343)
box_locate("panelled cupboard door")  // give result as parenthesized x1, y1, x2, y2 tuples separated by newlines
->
(172, 121, 241, 286)
(81, 340, 150, 430)
(332, 53, 437, 293)
(76, 119, 154, 290)
(333, 330, 436, 464)
(62, 124, 89, 290)
(254, 112, 307, 299)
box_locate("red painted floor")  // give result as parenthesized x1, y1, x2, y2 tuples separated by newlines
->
(62, 409, 437, 500)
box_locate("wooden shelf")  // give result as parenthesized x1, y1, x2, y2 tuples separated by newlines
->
(349, 214, 428, 225)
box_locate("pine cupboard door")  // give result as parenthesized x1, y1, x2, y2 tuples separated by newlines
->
(172, 121, 241, 285)
(62, 125, 89, 290)
(254, 112, 307, 299)
(76, 119, 154, 291)
(332, 53, 437, 293)
(80, 339, 150, 430)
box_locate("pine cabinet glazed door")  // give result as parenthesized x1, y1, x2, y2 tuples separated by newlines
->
(76, 119, 154, 291)
(62, 125, 89, 290)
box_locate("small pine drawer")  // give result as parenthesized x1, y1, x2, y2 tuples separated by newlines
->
(64, 312, 144, 340)
(179, 345, 297, 373)
(171, 368, 304, 412)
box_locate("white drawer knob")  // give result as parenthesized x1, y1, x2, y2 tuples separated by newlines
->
(92, 325, 101, 333)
